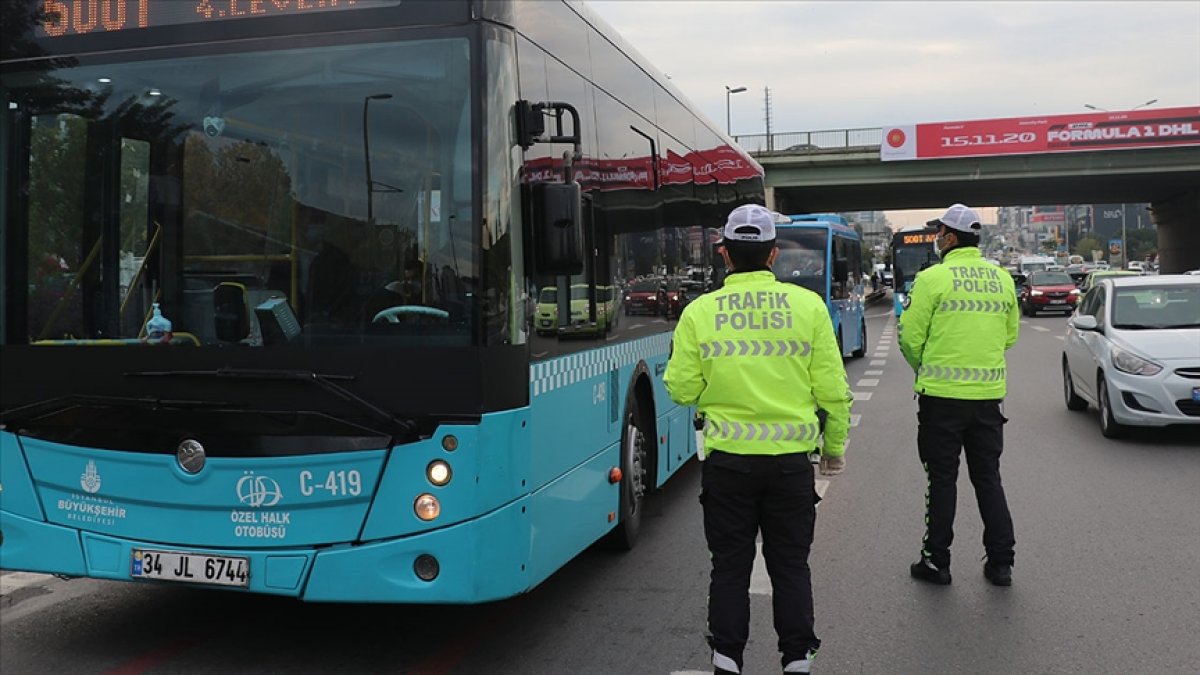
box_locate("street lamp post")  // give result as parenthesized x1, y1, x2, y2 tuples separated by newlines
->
(1084, 98, 1157, 113)
(362, 93, 393, 225)
(725, 85, 746, 136)
(1120, 204, 1128, 269)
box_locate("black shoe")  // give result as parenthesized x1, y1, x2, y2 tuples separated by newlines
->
(983, 561, 1012, 586)
(910, 558, 951, 585)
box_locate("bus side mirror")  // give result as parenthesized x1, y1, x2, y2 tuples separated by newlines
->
(533, 182, 584, 275)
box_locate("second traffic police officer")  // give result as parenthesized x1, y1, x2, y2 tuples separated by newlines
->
(665, 204, 852, 675)
(899, 203, 1019, 587)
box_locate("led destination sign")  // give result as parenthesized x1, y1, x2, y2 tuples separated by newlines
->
(36, 0, 402, 38)
(901, 233, 938, 245)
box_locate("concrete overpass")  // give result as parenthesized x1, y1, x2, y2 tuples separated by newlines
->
(736, 129, 1200, 273)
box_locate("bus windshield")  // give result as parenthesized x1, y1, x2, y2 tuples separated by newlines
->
(4, 36, 482, 347)
(773, 229, 829, 297)
(891, 230, 940, 291)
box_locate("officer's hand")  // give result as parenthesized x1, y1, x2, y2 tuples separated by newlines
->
(819, 454, 845, 476)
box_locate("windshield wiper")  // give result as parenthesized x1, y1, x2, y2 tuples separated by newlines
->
(126, 368, 416, 438)
(1115, 323, 1200, 330)
(1, 394, 242, 427)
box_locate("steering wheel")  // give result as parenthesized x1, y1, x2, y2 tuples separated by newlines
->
(372, 305, 450, 323)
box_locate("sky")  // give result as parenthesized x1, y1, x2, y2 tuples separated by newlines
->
(584, 1, 1200, 228)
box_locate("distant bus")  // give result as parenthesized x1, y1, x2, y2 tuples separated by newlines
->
(772, 214, 867, 358)
(0, 0, 764, 603)
(891, 226, 940, 317)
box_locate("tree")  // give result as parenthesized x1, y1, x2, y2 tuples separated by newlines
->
(1073, 236, 1102, 259)
(1126, 229, 1157, 262)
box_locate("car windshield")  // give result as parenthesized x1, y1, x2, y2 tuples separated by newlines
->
(539, 288, 557, 304)
(631, 281, 659, 293)
(1031, 272, 1074, 286)
(1111, 285, 1200, 329)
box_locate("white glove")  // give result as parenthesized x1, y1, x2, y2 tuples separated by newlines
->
(819, 454, 845, 476)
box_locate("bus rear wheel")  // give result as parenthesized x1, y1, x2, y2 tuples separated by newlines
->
(605, 396, 650, 550)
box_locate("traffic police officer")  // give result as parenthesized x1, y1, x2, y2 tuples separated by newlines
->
(665, 204, 852, 675)
(899, 203, 1019, 587)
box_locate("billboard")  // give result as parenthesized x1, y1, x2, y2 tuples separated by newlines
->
(881, 106, 1200, 161)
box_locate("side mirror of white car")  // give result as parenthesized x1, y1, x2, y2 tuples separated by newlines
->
(1071, 315, 1099, 332)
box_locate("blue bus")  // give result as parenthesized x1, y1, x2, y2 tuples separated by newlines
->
(890, 226, 940, 317)
(0, 0, 764, 603)
(773, 214, 868, 358)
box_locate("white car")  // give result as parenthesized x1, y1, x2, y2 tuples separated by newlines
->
(1062, 275, 1200, 438)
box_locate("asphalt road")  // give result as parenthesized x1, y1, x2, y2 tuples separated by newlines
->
(3, 294, 1199, 674)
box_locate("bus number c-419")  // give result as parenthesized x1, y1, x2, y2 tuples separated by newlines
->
(298, 470, 363, 497)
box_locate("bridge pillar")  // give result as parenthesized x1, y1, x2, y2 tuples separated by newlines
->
(1151, 188, 1200, 274)
(765, 186, 777, 212)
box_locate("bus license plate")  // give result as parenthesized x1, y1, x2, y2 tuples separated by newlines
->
(131, 549, 249, 587)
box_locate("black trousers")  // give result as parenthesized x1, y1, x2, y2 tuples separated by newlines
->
(917, 395, 1016, 569)
(701, 450, 820, 670)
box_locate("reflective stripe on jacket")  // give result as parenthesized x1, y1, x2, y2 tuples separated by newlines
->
(664, 270, 852, 457)
(898, 247, 1020, 399)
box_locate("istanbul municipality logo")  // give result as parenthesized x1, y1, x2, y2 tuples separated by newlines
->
(236, 471, 282, 508)
(80, 460, 102, 494)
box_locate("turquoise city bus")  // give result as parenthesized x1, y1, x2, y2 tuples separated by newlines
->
(772, 214, 868, 358)
(0, 0, 764, 602)
(890, 225, 940, 317)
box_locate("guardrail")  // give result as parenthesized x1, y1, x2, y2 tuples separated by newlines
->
(735, 127, 883, 154)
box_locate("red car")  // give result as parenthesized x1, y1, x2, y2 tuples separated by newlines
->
(624, 279, 665, 316)
(1020, 270, 1081, 315)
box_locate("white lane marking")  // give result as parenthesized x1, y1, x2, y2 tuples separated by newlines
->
(856, 378, 880, 387)
(866, 311, 894, 319)
(865, 369, 883, 375)
(1056, 335, 1065, 341)
(853, 391, 873, 401)
(816, 479, 829, 499)
(850, 413, 862, 427)
(872, 353, 889, 359)
(870, 359, 887, 366)
(750, 543, 772, 595)
(747, 480, 829, 597)
(1031, 325, 1050, 332)
(1020, 320, 1029, 325)
(628, 323, 645, 329)
(0, 571, 55, 596)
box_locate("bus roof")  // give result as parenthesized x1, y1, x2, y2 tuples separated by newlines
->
(779, 214, 858, 237)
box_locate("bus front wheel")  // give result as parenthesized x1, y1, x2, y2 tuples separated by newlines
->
(605, 395, 650, 550)
(851, 318, 867, 358)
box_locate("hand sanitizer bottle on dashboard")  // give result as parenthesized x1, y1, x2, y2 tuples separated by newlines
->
(145, 303, 173, 344)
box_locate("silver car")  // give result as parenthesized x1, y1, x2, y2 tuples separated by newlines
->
(1062, 275, 1200, 438)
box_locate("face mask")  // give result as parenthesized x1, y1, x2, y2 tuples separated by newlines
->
(934, 232, 952, 257)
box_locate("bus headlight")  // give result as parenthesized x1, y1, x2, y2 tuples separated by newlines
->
(427, 460, 452, 487)
(414, 493, 441, 521)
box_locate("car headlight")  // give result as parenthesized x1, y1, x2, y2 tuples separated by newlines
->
(1030, 290, 1043, 296)
(1111, 345, 1162, 376)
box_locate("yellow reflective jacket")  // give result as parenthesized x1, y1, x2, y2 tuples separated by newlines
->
(899, 247, 1020, 399)
(664, 270, 852, 457)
